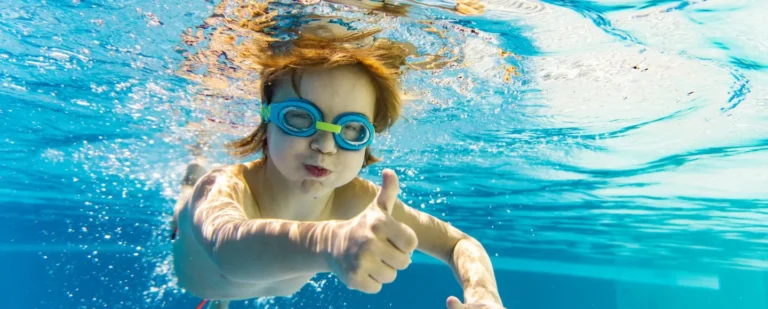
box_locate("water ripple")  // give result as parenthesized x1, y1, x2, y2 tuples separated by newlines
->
(722, 69, 751, 111)
(555, 138, 768, 178)
(540, 0, 641, 43)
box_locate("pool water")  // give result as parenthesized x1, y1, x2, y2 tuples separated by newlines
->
(1, 0, 766, 308)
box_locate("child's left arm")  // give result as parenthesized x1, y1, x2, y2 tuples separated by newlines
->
(390, 198, 505, 308)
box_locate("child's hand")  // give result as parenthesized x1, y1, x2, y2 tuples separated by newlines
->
(328, 169, 418, 293)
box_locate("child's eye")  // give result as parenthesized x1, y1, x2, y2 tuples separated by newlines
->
(341, 123, 364, 141)
(284, 110, 313, 130)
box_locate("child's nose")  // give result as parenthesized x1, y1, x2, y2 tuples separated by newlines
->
(310, 130, 337, 154)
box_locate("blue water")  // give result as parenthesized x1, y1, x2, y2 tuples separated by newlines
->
(2, 0, 766, 308)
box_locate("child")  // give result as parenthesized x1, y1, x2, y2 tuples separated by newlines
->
(172, 3, 503, 309)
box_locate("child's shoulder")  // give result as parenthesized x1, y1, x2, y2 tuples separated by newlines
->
(338, 176, 378, 197)
(331, 176, 379, 219)
(185, 162, 261, 215)
(188, 161, 258, 197)
(203, 159, 262, 180)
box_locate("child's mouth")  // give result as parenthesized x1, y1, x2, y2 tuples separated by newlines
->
(304, 164, 330, 177)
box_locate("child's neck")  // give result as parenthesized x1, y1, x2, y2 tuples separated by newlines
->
(253, 159, 334, 221)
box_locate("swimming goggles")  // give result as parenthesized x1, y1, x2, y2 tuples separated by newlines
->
(260, 98, 375, 151)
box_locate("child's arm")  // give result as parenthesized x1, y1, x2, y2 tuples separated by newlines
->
(183, 171, 337, 282)
(391, 199, 503, 308)
(182, 169, 417, 292)
(352, 172, 503, 308)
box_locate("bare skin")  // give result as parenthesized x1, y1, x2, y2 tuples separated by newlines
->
(172, 66, 503, 308)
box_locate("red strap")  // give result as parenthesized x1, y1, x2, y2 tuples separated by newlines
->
(195, 299, 208, 309)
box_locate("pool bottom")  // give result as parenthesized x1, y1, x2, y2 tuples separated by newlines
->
(3, 250, 766, 309)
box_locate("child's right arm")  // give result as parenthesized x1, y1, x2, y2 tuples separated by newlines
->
(182, 169, 417, 291)
(183, 171, 335, 282)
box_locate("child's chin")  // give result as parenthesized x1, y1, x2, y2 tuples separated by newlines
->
(299, 178, 333, 197)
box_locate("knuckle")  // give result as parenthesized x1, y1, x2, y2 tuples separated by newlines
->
(351, 252, 367, 268)
(373, 214, 387, 225)
(353, 234, 373, 253)
(350, 271, 368, 288)
(357, 248, 372, 263)
(370, 221, 383, 235)
(408, 233, 418, 251)
(359, 236, 376, 252)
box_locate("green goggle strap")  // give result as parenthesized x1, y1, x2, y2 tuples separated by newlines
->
(315, 121, 342, 133)
(260, 105, 271, 122)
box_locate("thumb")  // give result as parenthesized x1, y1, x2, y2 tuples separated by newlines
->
(374, 169, 399, 215)
(447, 296, 464, 309)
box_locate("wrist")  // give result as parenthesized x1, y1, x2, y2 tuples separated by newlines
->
(311, 220, 345, 273)
(465, 286, 502, 305)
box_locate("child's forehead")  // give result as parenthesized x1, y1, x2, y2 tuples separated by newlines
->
(271, 66, 376, 117)
(300, 65, 373, 88)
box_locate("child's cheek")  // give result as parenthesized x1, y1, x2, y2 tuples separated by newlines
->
(268, 127, 302, 153)
(344, 149, 366, 171)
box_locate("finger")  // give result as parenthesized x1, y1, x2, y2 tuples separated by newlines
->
(384, 220, 418, 253)
(375, 169, 399, 215)
(368, 261, 397, 284)
(358, 274, 383, 294)
(375, 237, 411, 270)
(447, 296, 464, 309)
(349, 272, 383, 294)
(377, 240, 411, 270)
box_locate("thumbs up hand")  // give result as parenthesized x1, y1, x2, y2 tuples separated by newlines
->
(327, 169, 418, 293)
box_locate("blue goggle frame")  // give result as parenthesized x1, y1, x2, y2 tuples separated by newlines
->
(260, 98, 375, 151)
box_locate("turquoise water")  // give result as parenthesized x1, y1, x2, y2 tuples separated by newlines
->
(1, 0, 766, 308)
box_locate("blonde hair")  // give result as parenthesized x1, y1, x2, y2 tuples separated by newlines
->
(226, 27, 410, 167)
(177, 1, 424, 167)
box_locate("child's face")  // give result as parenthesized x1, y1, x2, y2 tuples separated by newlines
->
(266, 65, 376, 197)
